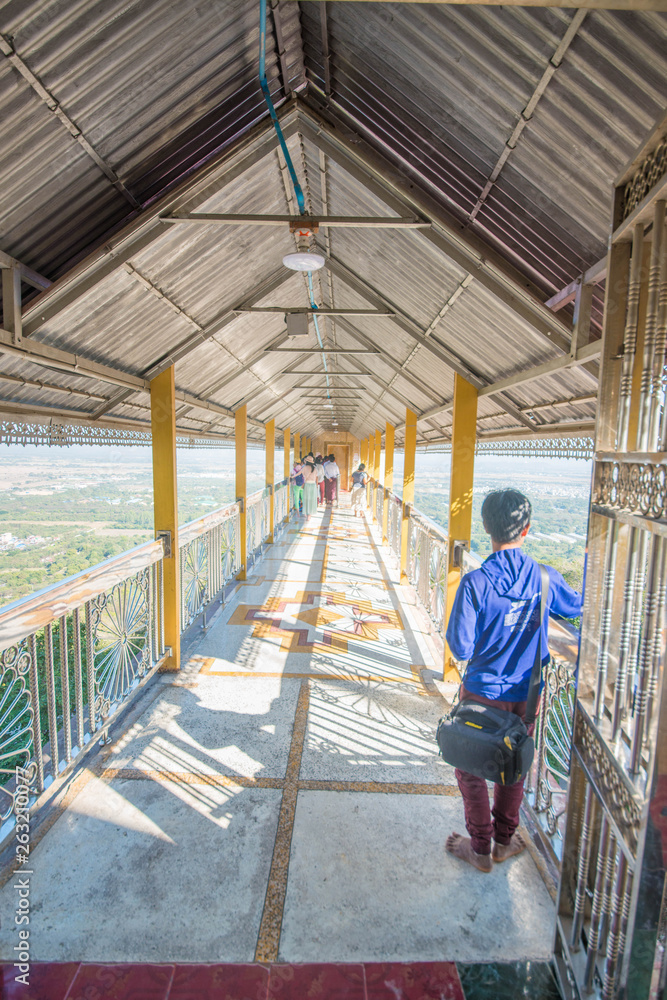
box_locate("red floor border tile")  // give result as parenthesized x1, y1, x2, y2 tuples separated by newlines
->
(1, 962, 80, 1000)
(0, 960, 467, 1000)
(364, 962, 465, 1000)
(66, 963, 174, 1000)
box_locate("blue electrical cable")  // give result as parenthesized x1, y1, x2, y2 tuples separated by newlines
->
(258, 0, 306, 216)
(259, 0, 331, 404)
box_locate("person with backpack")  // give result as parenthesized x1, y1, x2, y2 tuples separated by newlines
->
(444, 489, 582, 872)
(350, 463, 368, 517)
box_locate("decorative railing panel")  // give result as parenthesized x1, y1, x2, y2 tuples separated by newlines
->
(388, 492, 402, 562)
(407, 511, 448, 632)
(554, 124, 667, 1000)
(179, 501, 241, 630)
(375, 481, 384, 524)
(274, 480, 289, 534)
(0, 540, 166, 824)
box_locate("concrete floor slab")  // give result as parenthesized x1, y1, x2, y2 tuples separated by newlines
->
(300, 678, 455, 785)
(279, 791, 555, 963)
(4, 775, 282, 962)
(109, 675, 301, 779)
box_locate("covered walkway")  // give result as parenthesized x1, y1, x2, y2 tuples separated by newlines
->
(0, 498, 556, 988)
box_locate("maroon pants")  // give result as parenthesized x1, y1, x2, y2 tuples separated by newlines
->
(325, 477, 336, 502)
(454, 685, 536, 856)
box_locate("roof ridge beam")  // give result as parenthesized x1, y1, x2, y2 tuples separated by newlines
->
(296, 99, 573, 354)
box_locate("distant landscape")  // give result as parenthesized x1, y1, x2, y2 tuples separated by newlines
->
(0, 444, 591, 607)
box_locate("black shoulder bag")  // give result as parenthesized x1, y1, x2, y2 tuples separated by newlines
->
(435, 566, 549, 786)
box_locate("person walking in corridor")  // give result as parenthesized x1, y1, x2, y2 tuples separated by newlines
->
(350, 462, 368, 517)
(315, 455, 325, 505)
(302, 457, 318, 519)
(291, 457, 304, 515)
(323, 453, 339, 505)
(444, 489, 582, 872)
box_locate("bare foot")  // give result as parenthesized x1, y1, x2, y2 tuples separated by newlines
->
(492, 831, 527, 862)
(445, 832, 492, 872)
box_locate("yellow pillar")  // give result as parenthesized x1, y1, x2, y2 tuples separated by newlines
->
(401, 408, 417, 584)
(443, 375, 478, 681)
(150, 367, 180, 671)
(236, 405, 247, 581)
(266, 419, 275, 543)
(373, 429, 381, 522)
(366, 434, 375, 506)
(283, 426, 291, 522)
(294, 432, 300, 462)
(360, 437, 367, 467)
(383, 422, 394, 543)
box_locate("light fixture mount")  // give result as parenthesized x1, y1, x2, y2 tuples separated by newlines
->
(282, 227, 326, 272)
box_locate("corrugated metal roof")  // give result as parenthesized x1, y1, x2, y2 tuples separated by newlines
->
(300, 2, 667, 294)
(0, 1, 664, 446)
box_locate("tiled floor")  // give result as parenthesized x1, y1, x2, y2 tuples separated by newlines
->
(0, 498, 559, 995)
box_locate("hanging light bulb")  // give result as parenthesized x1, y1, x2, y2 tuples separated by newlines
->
(283, 228, 325, 272)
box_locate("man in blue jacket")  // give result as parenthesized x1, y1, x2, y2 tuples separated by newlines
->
(445, 489, 582, 872)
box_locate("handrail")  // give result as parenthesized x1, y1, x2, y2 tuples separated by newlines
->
(0, 537, 165, 649)
(178, 499, 241, 549)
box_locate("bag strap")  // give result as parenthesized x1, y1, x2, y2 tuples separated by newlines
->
(524, 565, 549, 726)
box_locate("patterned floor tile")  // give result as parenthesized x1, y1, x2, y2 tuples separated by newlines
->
(364, 962, 465, 1000)
(67, 964, 174, 1000)
(268, 963, 365, 1000)
(0, 962, 80, 1000)
(169, 963, 269, 1000)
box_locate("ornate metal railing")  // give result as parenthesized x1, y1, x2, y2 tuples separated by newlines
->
(179, 500, 241, 631)
(0, 539, 167, 827)
(246, 487, 270, 566)
(375, 481, 384, 524)
(274, 479, 289, 534)
(388, 491, 402, 562)
(407, 508, 448, 631)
